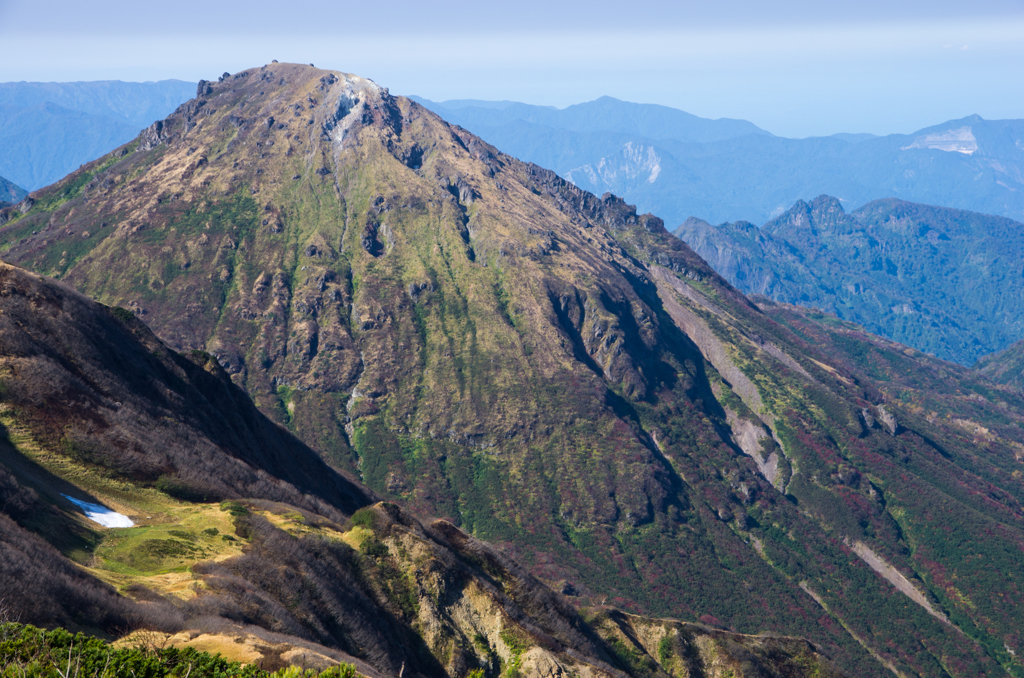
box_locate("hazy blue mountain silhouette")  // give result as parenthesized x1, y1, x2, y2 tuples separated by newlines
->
(0, 80, 195, 190)
(0, 173, 26, 205)
(676, 195, 1024, 365)
(416, 97, 1024, 226)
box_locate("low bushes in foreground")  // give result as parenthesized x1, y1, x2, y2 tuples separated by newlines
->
(0, 624, 357, 678)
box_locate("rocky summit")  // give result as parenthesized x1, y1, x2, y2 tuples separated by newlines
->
(3, 63, 1024, 677)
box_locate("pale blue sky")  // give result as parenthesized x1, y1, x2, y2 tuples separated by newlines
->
(0, 0, 1022, 137)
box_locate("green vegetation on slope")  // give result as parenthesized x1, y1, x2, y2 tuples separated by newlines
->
(0, 623, 356, 678)
(4, 63, 1024, 677)
(976, 337, 1024, 390)
(0, 257, 843, 678)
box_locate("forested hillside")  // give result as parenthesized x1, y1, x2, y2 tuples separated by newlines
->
(676, 195, 1024, 365)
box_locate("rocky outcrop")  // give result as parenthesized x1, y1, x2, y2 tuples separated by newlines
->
(138, 120, 167, 151)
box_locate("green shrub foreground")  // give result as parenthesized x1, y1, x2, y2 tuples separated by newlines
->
(0, 624, 357, 678)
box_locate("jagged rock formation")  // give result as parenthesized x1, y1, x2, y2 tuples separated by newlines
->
(676, 195, 1024, 365)
(3, 64, 1024, 676)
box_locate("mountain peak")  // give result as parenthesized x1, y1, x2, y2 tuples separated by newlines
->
(680, 215, 712, 229)
(808, 194, 847, 223)
(5, 66, 1024, 677)
(763, 195, 853, 238)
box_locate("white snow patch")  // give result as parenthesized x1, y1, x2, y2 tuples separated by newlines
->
(902, 126, 977, 154)
(564, 143, 662, 188)
(648, 161, 661, 183)
(63, 494, 134, 528)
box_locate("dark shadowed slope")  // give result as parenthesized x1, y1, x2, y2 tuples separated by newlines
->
(0, 261, 372, 515)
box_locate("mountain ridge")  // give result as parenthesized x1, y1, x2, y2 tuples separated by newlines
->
(675, 194, 1024, 365)
(0, 79, 196, 128)
(0, 79, 195, 190)
(414, 96, 770, 144)
(0, 173, 26, 204)
(3, 63, 1024, 676)
(976, 338, 1024, 390)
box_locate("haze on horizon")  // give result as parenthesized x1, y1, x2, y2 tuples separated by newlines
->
(0, 0, 1022, 138)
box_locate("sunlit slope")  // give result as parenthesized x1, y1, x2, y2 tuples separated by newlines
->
(2, 63, 1024, 676)
(977, 338, 1024, 391)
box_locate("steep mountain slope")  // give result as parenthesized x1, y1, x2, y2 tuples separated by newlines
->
(0, 80, 195, 190)
(0, 173, 26, 205)
(0, 259, 840, 678)
(676, 195, 1024, 365)
(976, 339, 1024, 390)
(414, 101, 1024, 225)
(3, 63, 1024, 676)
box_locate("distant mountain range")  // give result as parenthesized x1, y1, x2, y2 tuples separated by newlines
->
(415, 97, 1024, 226)
(0, 80, 195, 190)
(410, 95, 770, 144)
(675, 195, 1024, 366)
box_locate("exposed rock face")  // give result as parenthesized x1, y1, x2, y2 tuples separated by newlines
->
(565, 142, 664, 188)
(4, 64, 1024, 677)
(875, 404, 898, 436)
(137, 119, 167, 151)
(0, 259, 840, 678)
